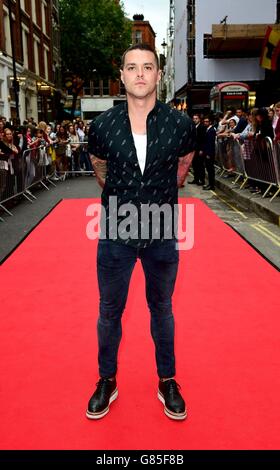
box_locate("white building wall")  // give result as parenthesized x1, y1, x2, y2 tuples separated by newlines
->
(165, 38, 175, 103)
(0, 57, 24, 122)
(174, 0, 187, 92)
(196, 0, 277, 82)
(81, 98, 116, 115)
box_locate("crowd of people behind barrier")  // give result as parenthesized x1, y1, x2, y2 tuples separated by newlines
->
(0, 116, 94, 204)
(189, 102, 280, 198)
(1, 103, 280, 206)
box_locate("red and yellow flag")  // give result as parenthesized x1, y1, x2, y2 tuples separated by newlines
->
(260, 26, 280, 71)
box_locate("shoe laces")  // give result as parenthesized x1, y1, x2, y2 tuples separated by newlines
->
(95, 378, 111, 391)
(166, 379, 181, 396)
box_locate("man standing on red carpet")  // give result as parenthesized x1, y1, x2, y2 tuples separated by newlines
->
(87, 44, 195, 420)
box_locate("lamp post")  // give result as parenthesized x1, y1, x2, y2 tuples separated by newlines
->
(159, 39, 168, 103)
(8, 0, 20, 124)
(161, 39, 167, 57)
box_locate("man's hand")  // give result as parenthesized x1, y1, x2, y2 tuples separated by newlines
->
(90, 154, 107, 188)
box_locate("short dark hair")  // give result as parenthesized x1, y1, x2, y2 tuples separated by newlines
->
(204, 115, 214, 123)
(121, 43, 159, 70)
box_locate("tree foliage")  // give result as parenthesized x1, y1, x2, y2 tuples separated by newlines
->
(59, 0, 132, 81)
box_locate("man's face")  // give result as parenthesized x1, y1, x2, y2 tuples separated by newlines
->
(236, 109, 243, 118)
(120, 49, 161, 100)
(193, 115, 200, 125)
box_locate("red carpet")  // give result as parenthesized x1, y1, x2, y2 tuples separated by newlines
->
(0, 198, 280, 450)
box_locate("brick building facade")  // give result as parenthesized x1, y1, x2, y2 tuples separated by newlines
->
(80, 13, 157, 120)
(0, 0, 62, 123)
(131, 14, 156, 49)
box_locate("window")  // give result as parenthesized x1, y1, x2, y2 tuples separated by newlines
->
(34, 0, 41, 27)
(120, 81, 126, 96)
(0, 80, 3, 100)
(3, 11, 12, 56)
(24, 0, 32, 17)
(102, 79, 109, 96)
(45, 4, 50, 36)
(44, 46, 49, 81)
(93, 79, 101, 96)
(42, 1, 46, 34)
(34, 37, 40, 75)
(134, 30, 142, 44)
(20, 0, 25, 11)
(22, 29, 29, 68)
(41, 1, 49, 35)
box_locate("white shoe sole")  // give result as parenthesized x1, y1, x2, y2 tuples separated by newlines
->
(158, 390, 187, 420)
(86, 388, 118, 420)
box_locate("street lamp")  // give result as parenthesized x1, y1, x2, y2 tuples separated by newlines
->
(161, 39, 167, 57)
(8, 0, 20, 124)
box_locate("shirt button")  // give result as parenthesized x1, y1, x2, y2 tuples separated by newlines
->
(135, 163, 138, 167)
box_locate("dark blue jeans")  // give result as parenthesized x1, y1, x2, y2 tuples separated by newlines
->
(97, 239, 179, 379)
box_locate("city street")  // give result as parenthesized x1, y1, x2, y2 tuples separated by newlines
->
(1, 175, 279, 269)
(1, 0, 280, 459)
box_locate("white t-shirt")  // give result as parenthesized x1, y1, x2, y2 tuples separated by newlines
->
(132, 133, 147, 174)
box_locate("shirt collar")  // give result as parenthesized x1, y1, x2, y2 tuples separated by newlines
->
(124, 99, 161, 121)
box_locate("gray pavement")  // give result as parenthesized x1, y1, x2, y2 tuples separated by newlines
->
(0, 174, 280, 269)
(182, 174, 280, 270)
(0, 176, 99, 264)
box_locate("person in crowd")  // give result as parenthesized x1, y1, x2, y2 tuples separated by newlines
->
(27, 117, 37, 127)
(255, 108, 274, 140)
(1, 127, 19, 199)
(219, 107, 237, 128)
(215, 112, 226, 136)
(233, 109, 258, 191)
(79, 121, 94, 175)
(55, 125, 69, 179)
(273, 102, 280, 142)
(36, 121, 52, 146)
(25, 126, 34, 146)
(216, 115, 240, 175)
(67, 123, 80, 174)
(233, 108, 258, 144)
(233, 108, 248, 134)
(0, 128, 14, 200)
(27, 127, 48, 180)
(202, 115, 216, 190)
(77, 121, 85, 142)
(86, 43, 195, 421)
(188, 114, 206, 186)
(268, 106, 275, 122)
(0, 119, 5, 140)
(13, 126, 28, 193)
(50, 123, 61, 141)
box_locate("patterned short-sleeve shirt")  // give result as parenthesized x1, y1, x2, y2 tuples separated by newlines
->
(88, 99, 196, 248)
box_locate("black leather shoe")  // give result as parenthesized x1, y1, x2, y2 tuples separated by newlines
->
(86, 378, 118, 420)
(203, 184, 215, 190)
(158, 379, 187, 420)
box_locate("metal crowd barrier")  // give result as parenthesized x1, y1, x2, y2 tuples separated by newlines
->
(0, 144, 56, 218)
(216, 137, 246, 184)
(242, 137, 280, 199)
(215, 136, 280, 202)
(53, 141, 94, 178)
(0, 140, 94, 220)
(271, 141, 280, 201)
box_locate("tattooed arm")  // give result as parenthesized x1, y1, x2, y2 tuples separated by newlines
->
(90, 154, 107, 189)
